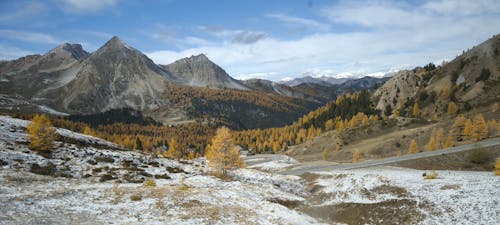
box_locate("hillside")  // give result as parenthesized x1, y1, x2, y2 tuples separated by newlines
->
(0, 37, 322, 129)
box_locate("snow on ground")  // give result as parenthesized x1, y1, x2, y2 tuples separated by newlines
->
(310, 167, 500, 224)
(248, 158, 298, 172)
(0, 115, 323, 224)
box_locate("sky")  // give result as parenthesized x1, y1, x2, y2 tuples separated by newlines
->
(1, 0, 499, 81)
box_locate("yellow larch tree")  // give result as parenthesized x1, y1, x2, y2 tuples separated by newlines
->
(412, 102, 420, 118)
(205, 127, 245, 177)
(165, 138, 182, 160)
(471, 113, 488, 141)
(447, 101, 458, 116)
(322, 148, 330, 160)
(463, 119, 473, 140)
(408, 139, 419, 154)
(443, 135, 454, 148)
(352, 149, 363, 163)
(27, 114, 57, 152)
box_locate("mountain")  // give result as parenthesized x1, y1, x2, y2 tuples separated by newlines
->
(47, 36, 173, 115)
(0, 43, 89, 99)
(0, 36, 322, 129)
(163, 54, 250, 90)
(242, 78, 305, 98)
(279, 75, 334, 87)
(374, 34, 500, 116)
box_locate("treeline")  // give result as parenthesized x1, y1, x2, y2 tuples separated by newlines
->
(12, 113, 215, 158)
(234, 90, 380, 153)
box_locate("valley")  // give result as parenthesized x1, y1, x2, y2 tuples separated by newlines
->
(1, 2, 500, 223)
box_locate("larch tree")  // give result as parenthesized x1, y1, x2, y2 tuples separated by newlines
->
(205, 127, 245, 177)
(322, 148, 330, 160)
(450, 115, 467, 141)
(471, 114, 488, 141)
(27, 114, 57, 152)
(463, 119, 473, 140)
(352, 149, 363, 163)
(447, 101, 458, 116)
(412, 103, 420, 118)
(166, 138, 182, 159)
(408, 139, 419, 154)
(443, 135, 454, 148)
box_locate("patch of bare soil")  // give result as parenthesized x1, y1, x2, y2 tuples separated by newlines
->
(299, 199, 425, 225)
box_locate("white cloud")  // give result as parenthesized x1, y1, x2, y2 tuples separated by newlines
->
(0, 1, 47, 24)
(0, 45, 33, 60)
(266, 13, 330, 31)
(149, 0, 500, 81)
(0, 30, 60, 44)
(59, 0, 118, 13)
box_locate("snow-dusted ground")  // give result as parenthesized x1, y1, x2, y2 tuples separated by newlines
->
(308, 167, 500, 224)
(0, 115, 322, 224)
(1, 115, 499, 224)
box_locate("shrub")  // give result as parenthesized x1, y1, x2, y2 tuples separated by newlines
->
(130, 194, 142, 201)
(143, 178, 156, 187)
(467, 150, 491, 164)
(424, 171, 439, 179)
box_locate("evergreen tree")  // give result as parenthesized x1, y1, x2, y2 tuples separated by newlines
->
(135, 137, 143, 151)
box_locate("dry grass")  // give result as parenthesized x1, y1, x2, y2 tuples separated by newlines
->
(143, 178, 156, 187)
(424, 171, 439, 179)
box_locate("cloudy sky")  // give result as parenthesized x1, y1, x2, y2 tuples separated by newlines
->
(1, 0, 499, 81)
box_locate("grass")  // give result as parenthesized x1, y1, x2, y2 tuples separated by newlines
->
(424, 171, 439, 179)
(143, 178, 156, 187)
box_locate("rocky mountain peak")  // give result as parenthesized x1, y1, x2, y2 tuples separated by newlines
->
(48, 43, 88, 60)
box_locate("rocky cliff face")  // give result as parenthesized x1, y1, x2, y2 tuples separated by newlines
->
(163, 54, 250, 90)
(373, 70, 422, 114)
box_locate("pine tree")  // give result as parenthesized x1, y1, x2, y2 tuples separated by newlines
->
(205, 127, 245, 177)
(447, 101, 458, 116)
(352, 149, 363, 163)
(408, 139, 419, 154)
(471, 114, 488, 141)
(27, 114, 56, 152)
(443, 135, 454, 148)
(135, 137, 143, 151)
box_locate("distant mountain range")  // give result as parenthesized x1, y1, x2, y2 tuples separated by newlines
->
(0, 36, 390, 129)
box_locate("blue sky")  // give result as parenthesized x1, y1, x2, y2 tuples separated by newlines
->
(1, 0, 499, 81)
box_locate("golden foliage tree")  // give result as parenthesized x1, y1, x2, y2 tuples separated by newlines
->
(408, 139, 419, 154)
(471, 114, 488, 141)
(165, 138, 182, 159)
(322, 148, 330, 160)
(450, 115, 467, 141)
(352, 149, 363, 163)
(27, 114, 57, 152)
(205, 127, 245, 177)
(412, 102, 420, 118)
(443, 135, 454, 148)
(447, 101, 458, 116)
(463, 119, 473, 140)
